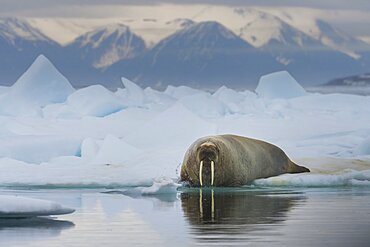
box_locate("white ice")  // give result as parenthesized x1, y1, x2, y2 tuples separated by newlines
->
(0, 195, 75, 218)
(0, 55, 74, 116)
(0, 57, 369, 189)
(255, 71, 307, 99)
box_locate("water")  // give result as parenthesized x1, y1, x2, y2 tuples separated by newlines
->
(1, 187, 370, 247)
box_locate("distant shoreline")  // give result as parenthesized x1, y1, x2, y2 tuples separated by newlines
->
(307, 86, 370, 96)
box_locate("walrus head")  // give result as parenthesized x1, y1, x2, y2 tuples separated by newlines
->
(197, 142, 219, 186)
(181, 138, 223, 187)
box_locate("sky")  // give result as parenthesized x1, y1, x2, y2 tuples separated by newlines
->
(0, 0, 370, 37)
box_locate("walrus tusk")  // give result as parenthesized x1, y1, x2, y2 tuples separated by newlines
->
(211, 160, 214, 186)
(199, 161, 203, 186)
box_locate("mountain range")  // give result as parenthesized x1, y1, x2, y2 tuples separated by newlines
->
(1, 8, 370, 90)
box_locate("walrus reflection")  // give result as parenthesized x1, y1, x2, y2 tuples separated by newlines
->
(181, 189, 302, 238)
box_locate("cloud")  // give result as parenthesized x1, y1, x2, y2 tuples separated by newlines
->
(0, 0, 369, 37)
(1, 0, 370, 17)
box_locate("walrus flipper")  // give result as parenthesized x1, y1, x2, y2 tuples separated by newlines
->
(287, 161, 310, 173)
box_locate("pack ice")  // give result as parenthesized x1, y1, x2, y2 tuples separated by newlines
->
(0, 56, 369, 189)
(0, 195, 75, 218)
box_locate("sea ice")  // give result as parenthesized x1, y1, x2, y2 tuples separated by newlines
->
(119, 77, 146, 107)
(0, 136, 82, 163)
(164, 85, 205, 99)
(65, 85, 125, 117)
(0, 195, 75, 218)
(180, 93, 230, 118)
(0, 66, 368, 188)
(123, 102, 217, 149)
(255, 71, 307, 99)
(82, 134, 142, 165)
(0, 55, 74, 116)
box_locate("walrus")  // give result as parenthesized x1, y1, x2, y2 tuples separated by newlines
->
(180, 134, 309, 187)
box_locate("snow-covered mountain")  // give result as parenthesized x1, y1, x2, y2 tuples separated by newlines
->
(65, 24, 146, 68)
(0, 18, 60, 85)
(325, 73, 370, 87)
(107, 21, 282, 89)
(1, 7, 370, 88)
(234, 13, 364, 84)
(0, 17, 52, 45)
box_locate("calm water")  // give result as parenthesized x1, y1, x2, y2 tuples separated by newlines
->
(1, 187, 370, 247)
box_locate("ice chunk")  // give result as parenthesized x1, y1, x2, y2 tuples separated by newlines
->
(354, 137, 370, 155)
(81, 138, 100, 161)
(0, 136, 82, 164)
(164, 85, 205, 99)
(141, 177, 179, 195)
(0, 55, 74, 116)
(143, 87, 176, 111)
(180, 93, 230, 118)
(0, 86, 9, 95)
(66, 85, 125, 117)
(124, 102, 217, 149)
(0, 195, 74, 218)
(119, 77, 146, 107)
(84, 134, 142, 164)
(254, 169, 370, 187)
(255, 71, 306, 99)
(213, 86, 256, 113)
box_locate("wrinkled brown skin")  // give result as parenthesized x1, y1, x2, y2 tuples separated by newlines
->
(180, 134, 310, 187)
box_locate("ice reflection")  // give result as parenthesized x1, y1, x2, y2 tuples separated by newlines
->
(0, 217, 74, 245)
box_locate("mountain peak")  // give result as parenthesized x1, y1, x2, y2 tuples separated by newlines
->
(68, 24, 146, 68)
(0, 17, 50, 43)
(169, 21, 243, 44)
(75, 23, 131, 47)
(313, 19, 369, 59)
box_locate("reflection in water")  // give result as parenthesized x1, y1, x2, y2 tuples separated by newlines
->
(0, 217, 74, 229)
(0, 217, 74, 245)
(181, 188, 304, 245)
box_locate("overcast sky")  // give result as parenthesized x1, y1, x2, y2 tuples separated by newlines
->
(1, 0, 370, 15)
(1, 0, 370, 37)
(0, 0, 370, 11)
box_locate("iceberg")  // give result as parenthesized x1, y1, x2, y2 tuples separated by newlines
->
(82, 134, 142, 164)
(213, 86, 256, 113)
(0, 55, 74, 116)
(0, 195, 75, 218)
(164, 85, 205, 99)
(255, 71, 307, 99)
(124, 102, 217, 149)
(180, 93, 230, 118)
(0, 136, 82, 164)
(66, 85, 125, 117)
(118, 77, 146, 107)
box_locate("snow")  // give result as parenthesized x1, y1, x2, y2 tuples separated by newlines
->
(121, 177, 180, 196)
(82, 134, 142, 165)
(0, 55, 75, 116)
(254, 169, 370, 187)
(0, 61, 369, 189)
(355, 137, 370, 155)
(119, 77, 146, 107)
(179, 93, 230, 118)
(255, 71, 307, 99)
(164, 85, 205, 99)
(62, 85, 124, 117)
(0, 195, 75, 218)
(0, 136, 82, 164)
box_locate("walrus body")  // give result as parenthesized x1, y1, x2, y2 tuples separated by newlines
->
(180, 134, 309, 187)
